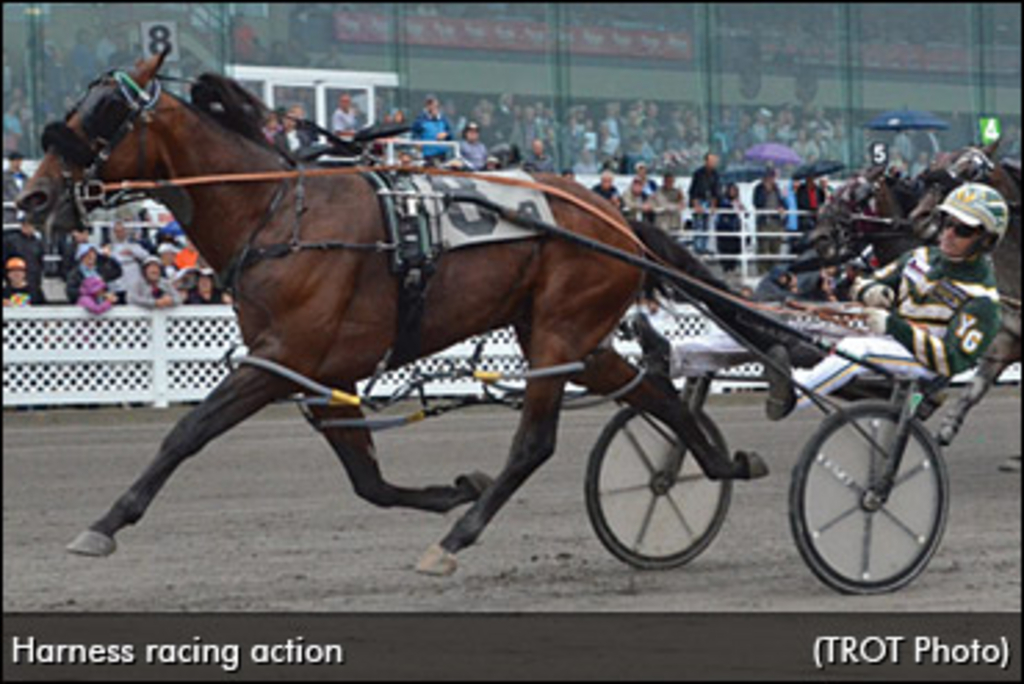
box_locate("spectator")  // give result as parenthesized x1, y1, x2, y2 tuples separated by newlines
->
(331, 92, 361, 138)
(634, 162, 658, 196)
(275, 104, 317, 155)
(754, 265, 802, 302)
(752, 168, 786, 273)
(688, 153, 721, 254)
(174, 237, 200, 273)
(411, 95, 454, 166)
(76, 275, 116, 315)
(795, 174, 825, 250)
(184, 268, 231, 305)
(458, 121, 488, 171)
(4, 151, 27, 226)
(128, 256, 182, 309)
(3, 219, 47, 296)
(65, 243, 122, 304)
(262, 109, 283, 146)
(157, 243, 180, 282)
(572, 148, 600, 175)
(716, 183, 744, 273)
(58, 223, 92, 281)
(523, 138, 556, 173)
(104, 220, 150, 305)
(622, 177, 653, 223)
(910, 150, 930, 178)
(591, 170, 622, 209)
(3, 256, 45, 306)
(651, 171, 685, 237)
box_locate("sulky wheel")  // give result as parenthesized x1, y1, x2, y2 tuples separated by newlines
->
(789, 400, 949, 595)
(585, 406, 732, 570)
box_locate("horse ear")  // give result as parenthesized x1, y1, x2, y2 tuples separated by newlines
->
(982, 138, 1000, 158)
(865, 165, 884, 182)
(132, 48, 169, 86)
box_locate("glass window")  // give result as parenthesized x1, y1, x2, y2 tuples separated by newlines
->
(854, 4, 977, 172)
(713, 4, 848, 172)
(565, 3, 701, 176)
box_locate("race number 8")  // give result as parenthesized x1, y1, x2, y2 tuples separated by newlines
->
(148, 25, 172, 57)
(140, 21, 178, 61)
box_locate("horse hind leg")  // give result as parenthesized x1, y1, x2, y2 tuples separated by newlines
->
(937, 334, 1018, 446)
(576, 346, 767, 480)
(67, 364, 291, 557)
(306, 404, 493, 513)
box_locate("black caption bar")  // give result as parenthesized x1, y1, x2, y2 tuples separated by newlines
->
(4, 613, 1020, 681)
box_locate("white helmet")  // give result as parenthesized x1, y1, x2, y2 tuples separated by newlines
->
(937, 182, 1010, 244)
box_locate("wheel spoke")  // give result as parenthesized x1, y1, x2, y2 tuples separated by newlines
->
(676, 472, 707, 485)
(816, 502, 862, 535)
(664, 491, 696, 540)
(632, 494, 659, 552)
(601, 483, 653, 497)
(622, 425, 659, 476)
(890, 460, 928, 491)
(860, 509, 874, 580)
(879, 506, 927, 545)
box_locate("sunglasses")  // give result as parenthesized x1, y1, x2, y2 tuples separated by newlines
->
(944, 221, 982, 239)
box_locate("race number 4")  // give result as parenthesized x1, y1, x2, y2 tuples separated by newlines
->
(140, 22, 180, 62)
(955, 314, 984, 354)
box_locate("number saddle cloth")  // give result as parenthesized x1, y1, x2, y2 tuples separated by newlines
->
(365, 168, 552, 369)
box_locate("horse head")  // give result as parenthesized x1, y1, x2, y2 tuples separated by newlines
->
(809, 165, 885, 262)
(908, 140, 1010, 242)
(16, 50, 170, 235)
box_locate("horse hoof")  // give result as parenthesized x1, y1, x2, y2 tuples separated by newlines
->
(456, 471, 493, 498)
(416, 543, 458, 576)
(67, 530, 117, 557)
(735, 451, 770, 480)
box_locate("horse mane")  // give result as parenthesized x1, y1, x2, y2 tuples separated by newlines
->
(189, 73, 274, 151)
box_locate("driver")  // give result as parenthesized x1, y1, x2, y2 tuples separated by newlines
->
(635, 183, 1008, 420)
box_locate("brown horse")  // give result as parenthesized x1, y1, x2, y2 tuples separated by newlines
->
(17, 52, 766, 576)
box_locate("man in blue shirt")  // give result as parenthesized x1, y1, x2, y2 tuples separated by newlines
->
(411, 95, 454, 166)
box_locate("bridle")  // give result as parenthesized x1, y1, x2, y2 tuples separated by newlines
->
(40, 70, 163, 217)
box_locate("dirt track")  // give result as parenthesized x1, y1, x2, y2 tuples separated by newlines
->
(3, 389, 1019, 612)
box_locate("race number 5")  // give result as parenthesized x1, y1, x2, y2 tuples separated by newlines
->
(870, 142, 889, 167)
(955, 313, 984, 354)
(140, 21, 180, 62)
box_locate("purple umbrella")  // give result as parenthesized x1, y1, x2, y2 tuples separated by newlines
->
(744, 143, 803, 166)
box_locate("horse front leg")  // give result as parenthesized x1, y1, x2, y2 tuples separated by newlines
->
(306, 404, 493, 513)
(937, 330, 1019, 446)
(66, 364, 290, 557)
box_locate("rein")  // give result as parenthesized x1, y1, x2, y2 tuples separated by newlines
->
(95, 163, 866, 330)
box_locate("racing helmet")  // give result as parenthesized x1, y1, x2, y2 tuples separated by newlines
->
(937, 183, 1010, 246)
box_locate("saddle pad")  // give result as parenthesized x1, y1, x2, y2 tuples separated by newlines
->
(408, 169, 551, 250)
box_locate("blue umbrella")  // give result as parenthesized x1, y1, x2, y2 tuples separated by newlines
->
(864, 109, 949, 131)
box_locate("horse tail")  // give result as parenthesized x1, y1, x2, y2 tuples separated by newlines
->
(629, 220, 732, 299)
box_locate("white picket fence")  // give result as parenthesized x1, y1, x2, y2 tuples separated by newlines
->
(2, 305, 1019, 409)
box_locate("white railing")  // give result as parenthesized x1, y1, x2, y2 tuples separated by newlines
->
(2, 306, 1018, 409)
